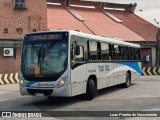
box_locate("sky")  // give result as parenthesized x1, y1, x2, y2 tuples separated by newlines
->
(104, 0, 160, 27)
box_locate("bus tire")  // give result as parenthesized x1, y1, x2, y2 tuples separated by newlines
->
(86, 79, 96, 100)
(123, 73, 131, 88)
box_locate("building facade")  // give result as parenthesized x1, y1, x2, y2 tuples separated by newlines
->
(47, 0, 159, 68)
(0, 0, 47, 73)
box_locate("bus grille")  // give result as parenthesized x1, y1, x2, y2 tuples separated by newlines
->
(27, 89, 53, 96)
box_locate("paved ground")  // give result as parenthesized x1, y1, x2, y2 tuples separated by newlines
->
(0, 76, 160, 120)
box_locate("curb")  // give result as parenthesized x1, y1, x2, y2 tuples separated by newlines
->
(0, 73, 19, 85)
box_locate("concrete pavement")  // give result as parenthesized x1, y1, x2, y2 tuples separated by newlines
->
(0, 76, 160, 120)
(0, 84, 19, 92)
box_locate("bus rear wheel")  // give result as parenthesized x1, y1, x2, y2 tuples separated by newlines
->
(86, 79, 96, 100)
(123, 73, 131, 88)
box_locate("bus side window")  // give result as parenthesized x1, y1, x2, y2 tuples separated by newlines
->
(123, 46, 129, 60)
(109, 44, 113, 60)
(88, 41, 98, 60)
(71, 35, 88, 62)
(119, 46, 122, 60)
(114, 45, 121, 60)
(97, 42, 101, 60)
(121, 46, 124, 60)
(75, 46, 84, 62)
(130, 47, 135, 60)
(135, 48, 141, 60)
(101, 42, 111, 61)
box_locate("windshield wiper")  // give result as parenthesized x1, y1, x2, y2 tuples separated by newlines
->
(40, 43, 55, 65)
(33, 45, 44, 66)
(37, 46, 41, 65)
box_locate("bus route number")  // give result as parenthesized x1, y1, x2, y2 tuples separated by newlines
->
(98, 65, 109, 72)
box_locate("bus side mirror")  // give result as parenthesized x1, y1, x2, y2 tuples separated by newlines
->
(75, 46, 80, 56)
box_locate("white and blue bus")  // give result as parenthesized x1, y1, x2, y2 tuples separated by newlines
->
(19, 30, 142, 100)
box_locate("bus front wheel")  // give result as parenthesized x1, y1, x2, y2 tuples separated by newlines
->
(86, 79, 96, 100)
(123, 73, 131, 88)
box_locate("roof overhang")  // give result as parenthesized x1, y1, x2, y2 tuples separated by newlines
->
(47, 0, 137, 12)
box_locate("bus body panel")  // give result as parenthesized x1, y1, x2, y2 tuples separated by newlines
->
(86, 63, 114, 90)
(71, 64, 87, 96)
(113, 61, 141, 85)
(84, 61, 141, 91)
(86, 62, 118, 90)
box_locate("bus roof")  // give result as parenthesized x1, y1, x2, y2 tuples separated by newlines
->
(27, 30, 140, 48)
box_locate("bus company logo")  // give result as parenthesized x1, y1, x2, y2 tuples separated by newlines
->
(98, 65, 110, 72)
(38, 83, 55, 87)
(38, 83, 41, 87)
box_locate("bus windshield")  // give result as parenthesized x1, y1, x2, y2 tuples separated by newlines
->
(21, 33, 68, 81)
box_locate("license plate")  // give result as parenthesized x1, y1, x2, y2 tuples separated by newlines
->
(35, 93, 44, 96)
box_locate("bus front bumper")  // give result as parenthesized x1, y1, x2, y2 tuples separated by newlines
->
(20, 84, 72, 97)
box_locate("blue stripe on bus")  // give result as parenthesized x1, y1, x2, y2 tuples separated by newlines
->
(116, 62, 142, 74)
(26, 81, 38, 87)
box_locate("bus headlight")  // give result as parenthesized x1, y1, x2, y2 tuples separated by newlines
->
(20, 80, 24, 86)
(57, 79, 66, 88)
(19, 77, 25, 86)
(59, 79, 65, 85)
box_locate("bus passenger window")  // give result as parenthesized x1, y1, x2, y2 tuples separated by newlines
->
(88, 41, 98, 60)
(130, 48, 135, 60)
(114, 45, 121, 60)
(75, 46, 84, 62)
(135, 48, 141, 60)
(101, 43, 111, 60)
(97, 42, 101, 60)
(123, 47, 129, 60)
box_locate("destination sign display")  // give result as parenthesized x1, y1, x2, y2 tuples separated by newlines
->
(33, 34, 62, 40)
(25, 32, 68, 41)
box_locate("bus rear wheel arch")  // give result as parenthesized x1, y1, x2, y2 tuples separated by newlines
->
(85, 75, 97, 100)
